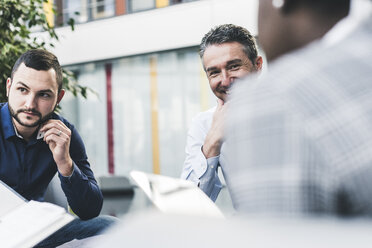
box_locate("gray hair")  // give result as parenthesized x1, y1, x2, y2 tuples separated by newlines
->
(199, 24, 259, 65)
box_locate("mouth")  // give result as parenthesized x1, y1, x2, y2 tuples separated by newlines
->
(218, 89, 230, 96)
(20, 110, 41, 118)
(23, 111, 38, 116)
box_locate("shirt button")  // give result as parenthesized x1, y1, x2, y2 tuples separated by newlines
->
(211, 165, 214, 169)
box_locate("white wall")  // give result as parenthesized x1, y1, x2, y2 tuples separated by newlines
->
(49, 0, 258, 66)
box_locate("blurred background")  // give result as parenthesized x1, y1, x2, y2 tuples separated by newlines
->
(33, 0, 260, 216)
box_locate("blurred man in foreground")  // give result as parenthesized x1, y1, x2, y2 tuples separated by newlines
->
(225, 0, 372, 216)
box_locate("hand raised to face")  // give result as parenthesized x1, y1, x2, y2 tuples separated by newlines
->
(40, 119, 73, 176)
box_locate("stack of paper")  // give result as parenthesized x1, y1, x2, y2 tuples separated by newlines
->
(0, 181, 74, 248)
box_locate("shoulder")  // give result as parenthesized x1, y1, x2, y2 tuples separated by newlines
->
(191, 106, 216, 124)
(0, 102, 6, 109)
(188, 106, 217, 133)
(233, 37, 354, 111)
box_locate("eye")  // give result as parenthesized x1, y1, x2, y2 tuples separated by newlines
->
(208, 70, 220, 78)
(228, 64, 241, 70)
(39, 92, 51, 98)
(17, 87, 28, 93)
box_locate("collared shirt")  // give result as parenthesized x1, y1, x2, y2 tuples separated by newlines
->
(181, 106, 223, 202)
(224, 16, 372, 216)
(0, 103, 103, 220)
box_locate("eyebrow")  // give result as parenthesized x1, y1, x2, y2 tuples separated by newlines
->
(15, 82, 30, 90)
(226, 59, 242, 66)
(206, 59, 243, 73)
(15, 81, 55, 94)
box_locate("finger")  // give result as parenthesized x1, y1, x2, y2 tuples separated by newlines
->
(40, 120, 70, 136)
(40, 119, 66, 131)
(43, 127, 67, 143)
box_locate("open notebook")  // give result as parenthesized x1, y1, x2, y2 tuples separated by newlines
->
(0, 180, 74, 248)
(130, 170, 224, 218)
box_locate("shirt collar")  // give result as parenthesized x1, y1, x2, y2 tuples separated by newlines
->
(12, 122, 44, 140)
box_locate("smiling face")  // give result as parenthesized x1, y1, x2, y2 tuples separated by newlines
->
(202, 42, 261, 102)
(6, 63, 64, 132)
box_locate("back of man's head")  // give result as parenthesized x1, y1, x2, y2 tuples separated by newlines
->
(199, 24, 259, 65)
(258, 0, 350, 62)
(282, 0, 350, 17)
(11, 49, 63, 91)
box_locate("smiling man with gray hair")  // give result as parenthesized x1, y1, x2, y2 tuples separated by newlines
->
(181, 24, 263, 201)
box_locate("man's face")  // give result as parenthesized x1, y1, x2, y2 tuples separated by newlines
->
(202, 42, 261, 102)
(6, 63, 63, 129)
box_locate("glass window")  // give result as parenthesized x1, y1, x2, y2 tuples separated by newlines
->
(127, 0, 155, 13)
(61, 47, 215, 178)
(170, 0, 198, 4)
(61, 63, 108, 175)
(111, 48, 213, 177)
(112, 56, 153, 175)
(63, 0, 89, 24)
(90, 0, 115, 20)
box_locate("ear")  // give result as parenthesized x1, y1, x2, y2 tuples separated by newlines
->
(6, 78, 12, 97)
(57, 89, 65, 104)
(255, 56, 263, 71)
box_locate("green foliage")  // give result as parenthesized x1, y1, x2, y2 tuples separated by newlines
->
(0, 0, 90, 102)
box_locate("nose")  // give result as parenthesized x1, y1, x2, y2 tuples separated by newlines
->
(24, 94, 37, 109)
(220, 70, 233, 87)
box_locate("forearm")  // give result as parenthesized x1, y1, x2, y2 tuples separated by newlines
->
(202, 134, 223, 158)
(59, 163, 103, 220)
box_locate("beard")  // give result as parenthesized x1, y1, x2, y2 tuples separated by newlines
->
(8, 104, 56, 128)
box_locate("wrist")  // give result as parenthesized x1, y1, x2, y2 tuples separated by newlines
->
(202, 142, 222, 159)
(58, 159, 73, 177)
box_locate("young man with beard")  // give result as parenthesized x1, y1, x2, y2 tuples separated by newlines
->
(0, 49, 115, 247)
(181, 24, 263, 201)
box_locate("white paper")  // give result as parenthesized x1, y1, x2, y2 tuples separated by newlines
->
(130, 170, 224, 218)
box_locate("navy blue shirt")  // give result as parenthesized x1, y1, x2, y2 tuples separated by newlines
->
(0, 103, 103, 220)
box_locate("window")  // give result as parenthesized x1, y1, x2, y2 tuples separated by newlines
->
(127, 0, 155, 13)
(90, 0, 115, 20)
(63, 0, 89, 24)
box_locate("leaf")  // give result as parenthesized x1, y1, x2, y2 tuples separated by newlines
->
(0, 0, 90, 107)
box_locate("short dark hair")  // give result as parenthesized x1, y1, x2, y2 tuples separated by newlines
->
(199, 24, 259, 65)
(11, 49, 63, 91)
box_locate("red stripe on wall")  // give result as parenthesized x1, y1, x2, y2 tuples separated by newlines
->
(105, 63, 115, 174)
(115, 0, 126, 15)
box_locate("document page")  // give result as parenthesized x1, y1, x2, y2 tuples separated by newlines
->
(130, 170, 225, 218)
(0, 200, 73, 248)
(0, 180, 26, 216)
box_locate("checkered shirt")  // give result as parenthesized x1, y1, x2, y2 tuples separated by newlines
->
(224, 15, 372, 217)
